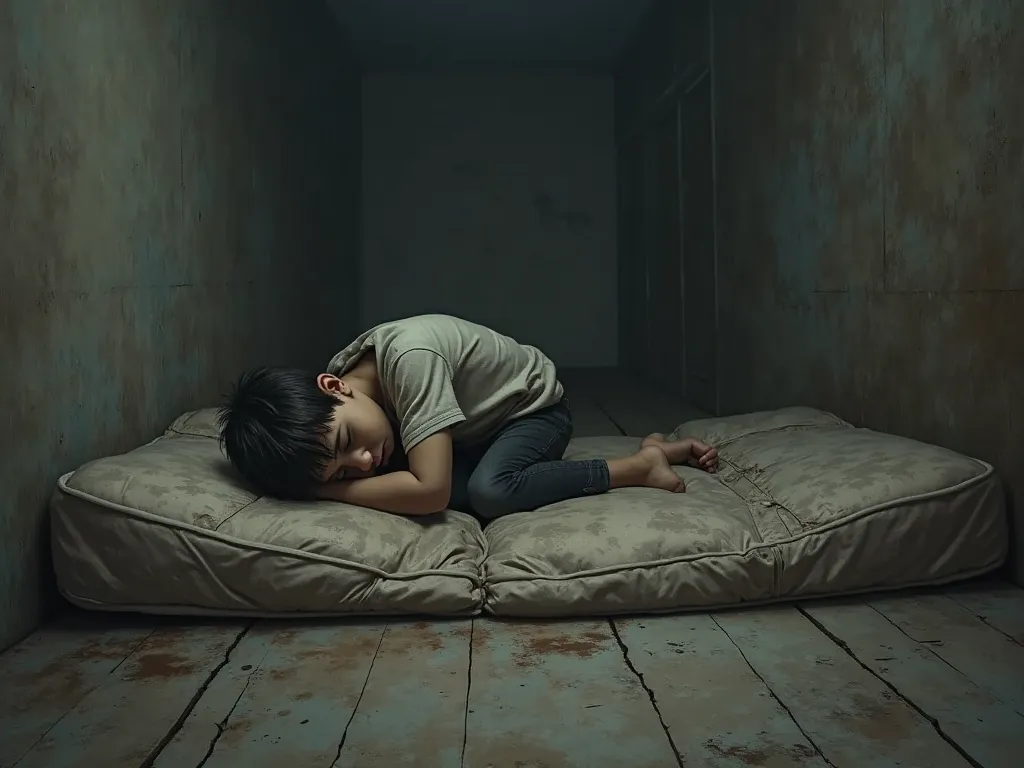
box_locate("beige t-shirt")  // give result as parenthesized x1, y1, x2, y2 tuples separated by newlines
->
(326, 314, 564, 452)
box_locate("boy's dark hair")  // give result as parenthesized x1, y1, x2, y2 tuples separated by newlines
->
(217, 367, 337, 499)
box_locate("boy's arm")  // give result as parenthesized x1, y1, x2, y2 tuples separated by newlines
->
(315, 430, 453, 516)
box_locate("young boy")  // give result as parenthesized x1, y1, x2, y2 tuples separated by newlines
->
(218, 313, 717, 520)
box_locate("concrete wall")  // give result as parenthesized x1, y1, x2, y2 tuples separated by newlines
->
(0, 1, 362, 649)
(712, 0, 1023, 579)
(617, 0, 1022, 579)
(360, 74, 618, 367)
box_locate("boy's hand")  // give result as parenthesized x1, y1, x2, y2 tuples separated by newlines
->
(315, 431, 453, 516)
(341, 466, 378, 480)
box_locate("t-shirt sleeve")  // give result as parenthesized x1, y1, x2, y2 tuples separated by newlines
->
(386, 348, 466, 451)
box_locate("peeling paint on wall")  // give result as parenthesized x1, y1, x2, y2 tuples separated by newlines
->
(884, 0, 1023, 292)
(713, 0, 1023, 579)
(0, 1, 362, 649)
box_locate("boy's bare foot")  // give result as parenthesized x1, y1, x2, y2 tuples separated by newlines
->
(641, 433, 718, 473)
(639, 445, 687, 492)
(607, 446, 686, 493)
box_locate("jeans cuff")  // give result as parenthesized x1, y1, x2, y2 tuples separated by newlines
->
(583, 459, 611, 494)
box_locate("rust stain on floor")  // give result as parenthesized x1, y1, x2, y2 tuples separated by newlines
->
(512, 630, 609, 669)
(832, 690, 917, 744)
(704, 739, 819, 766)
(385, 621, 446, 653)
(271, 630, 298, 646)
(122, 652, 198, 681)
(289, 633, 382, 674)
(220, 715, 253, 748)
(9, 635, 143, 709)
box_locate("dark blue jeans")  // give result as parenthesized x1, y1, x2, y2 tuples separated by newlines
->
(448, 397, 611, 521)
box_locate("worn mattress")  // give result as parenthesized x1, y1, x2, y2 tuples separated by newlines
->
(50, 405, 1007, 618)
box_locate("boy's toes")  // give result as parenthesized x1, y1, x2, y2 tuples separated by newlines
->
(698, 446, 719, 472)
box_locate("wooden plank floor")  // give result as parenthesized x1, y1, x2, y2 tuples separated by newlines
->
(3, 368, 1022, 767)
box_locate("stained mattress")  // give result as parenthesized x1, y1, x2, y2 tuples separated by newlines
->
(50, 406, 1007, 618)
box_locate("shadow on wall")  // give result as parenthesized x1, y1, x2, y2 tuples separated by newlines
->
(0, 0, 362, 650)
(713, 0, 1023, 577)
(358, 74, 619, 369)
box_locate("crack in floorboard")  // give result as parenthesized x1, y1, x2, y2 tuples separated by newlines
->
(12, 627, 159, 767)
(140, 622, 254, 768)
(709, 614, 837, 768)
(608, 619, 685, 768)
(194, 628, 274, 768)
(459, 619, 475, 768)
(867, 602, 972, 680)
(799, 606, 984, 768)
(329, 624, 389, 768)
(867, 600, 1024, 717)
(945, 595, 1024, 648)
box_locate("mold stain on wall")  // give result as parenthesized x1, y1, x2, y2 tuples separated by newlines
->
(0, 1, 362, 650)
(712, 0, 1023, 576)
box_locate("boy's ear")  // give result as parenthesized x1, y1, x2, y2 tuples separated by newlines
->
(316, 373, 351, 398)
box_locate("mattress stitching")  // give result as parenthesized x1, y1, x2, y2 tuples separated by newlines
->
(727, 449, 995, 530)
(715, 454, 780, 541)
(725, 456, 805, 538)
(213, 494, 263, 532)
(165, 426, 219, 440)
(676, 418, 847, 449)
(58, 449, 1000, 589)
(483, 465, 999, 584)
(60, 556, 1003, 618)
(56, 473, 485, 587)
(476, 560, 1006, 615)
(771, 544, 784, 598)
(773, 506, 797, 537)
(58, 587, 486, 618)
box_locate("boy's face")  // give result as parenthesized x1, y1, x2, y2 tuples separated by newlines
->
(316, 376, 395, 482)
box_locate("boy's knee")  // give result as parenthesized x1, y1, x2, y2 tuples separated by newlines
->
(466, 470, 522, 520)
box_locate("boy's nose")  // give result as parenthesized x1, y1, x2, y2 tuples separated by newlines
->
(355, 450, 373, 470)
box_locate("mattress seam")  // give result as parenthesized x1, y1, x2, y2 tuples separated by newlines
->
(482, 468, 1000, 585)
(166, 426, 218, 440)
(213, 494, 262, 533)
(480, 559, 1006, 616)
(674, 417, 848, 448)
(727, 453, 995, 530)
(55, 473, 485, 587)
(59, 587, 486, 618)
(716, 455, 774, 542)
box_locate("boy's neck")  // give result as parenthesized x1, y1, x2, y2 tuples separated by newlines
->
(347, 349, 385, 405)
